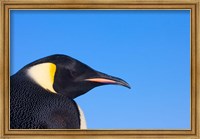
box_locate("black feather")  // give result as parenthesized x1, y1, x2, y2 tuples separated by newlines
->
(10, 73, 80, 129)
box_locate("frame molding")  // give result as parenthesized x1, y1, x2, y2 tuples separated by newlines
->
(0, 0, 199, 138)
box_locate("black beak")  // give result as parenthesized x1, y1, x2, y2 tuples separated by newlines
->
(84, 71, 131, 89)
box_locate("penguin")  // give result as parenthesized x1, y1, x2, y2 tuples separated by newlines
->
(10, 54, 130, 129)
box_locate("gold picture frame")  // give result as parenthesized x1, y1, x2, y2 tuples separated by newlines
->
(0, 0, 199, 138)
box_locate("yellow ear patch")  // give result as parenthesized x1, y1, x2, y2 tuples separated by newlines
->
(49, 63, 56, 85)
(27, 63, 57, 93)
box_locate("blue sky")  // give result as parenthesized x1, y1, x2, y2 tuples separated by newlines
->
(10, 10, 190, 129)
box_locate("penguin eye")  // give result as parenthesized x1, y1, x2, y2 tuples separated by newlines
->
(70, 70, 79, 77)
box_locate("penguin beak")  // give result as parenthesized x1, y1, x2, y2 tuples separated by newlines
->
(84, 72, 131, 89)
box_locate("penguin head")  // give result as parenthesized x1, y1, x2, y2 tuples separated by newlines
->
(21, 54, 130, 99)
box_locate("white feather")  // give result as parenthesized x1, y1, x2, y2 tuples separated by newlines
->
(77, 105, 87, 129)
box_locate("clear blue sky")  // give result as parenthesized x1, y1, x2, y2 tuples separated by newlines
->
(10, 10, 190, 129)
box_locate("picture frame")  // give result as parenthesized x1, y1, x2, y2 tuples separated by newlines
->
(0, 0, 199, 138)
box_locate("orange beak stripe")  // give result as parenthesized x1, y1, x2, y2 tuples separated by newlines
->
(85, 78, 117, 84)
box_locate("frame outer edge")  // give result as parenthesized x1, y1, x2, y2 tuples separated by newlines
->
(197, 1, 200, 138)
(1, 1, 200, 139)
(0, 0, 199, 4)
(0, 0, 4, 138)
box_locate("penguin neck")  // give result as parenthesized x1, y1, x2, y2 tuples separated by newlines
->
(61, 86, 96, 99)
(62, 90, 87, 99)
(11, 72, 49, 96)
